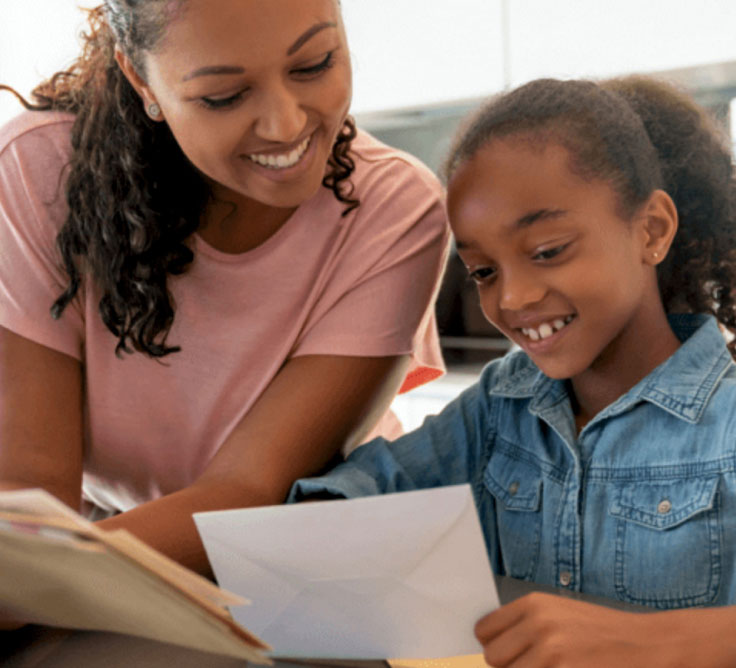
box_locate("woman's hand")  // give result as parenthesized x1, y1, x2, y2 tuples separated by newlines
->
(475, 591, 736, 667)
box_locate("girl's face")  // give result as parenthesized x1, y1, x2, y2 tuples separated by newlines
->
(123, 0, 351, 211)
(447, 138, 660, 381)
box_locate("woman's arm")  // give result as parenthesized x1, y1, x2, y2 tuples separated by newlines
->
(98, 352, 410, 573)
(0, 327, 83, 508)
(475, 592, 736, 667)
(1, 321, 409, 573)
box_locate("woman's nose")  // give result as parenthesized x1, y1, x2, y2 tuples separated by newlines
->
(498, 270, 546, 312)
(253, 84, 307, 143)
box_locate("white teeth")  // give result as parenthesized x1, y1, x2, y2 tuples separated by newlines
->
(248, 136, 311, 169)
(538, 323, 553, 339)
(521, 315, 575, 342)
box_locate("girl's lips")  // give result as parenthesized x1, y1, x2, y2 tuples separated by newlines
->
(515, 314, 577, 352)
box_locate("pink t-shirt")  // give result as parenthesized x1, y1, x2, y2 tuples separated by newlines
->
(0, 111, 449, 513)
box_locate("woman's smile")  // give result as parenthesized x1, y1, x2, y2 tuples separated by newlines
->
(245, 133, 313, 170)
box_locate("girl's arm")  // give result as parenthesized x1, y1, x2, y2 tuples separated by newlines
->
(97, 352, 410, 573)
(475, 592, 736, 667)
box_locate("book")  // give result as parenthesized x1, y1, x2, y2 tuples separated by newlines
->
(0, 488, 270, 663)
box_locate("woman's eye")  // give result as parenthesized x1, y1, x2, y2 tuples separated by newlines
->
(469, 267, 496, 284)
(200, 90, 247, 110)
(533, 243, 568, 261)
(292, 51, 335, 78)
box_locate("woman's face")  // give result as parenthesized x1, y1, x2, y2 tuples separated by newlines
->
(123, 0, 352, 211)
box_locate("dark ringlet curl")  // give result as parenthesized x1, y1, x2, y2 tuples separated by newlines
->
(443, 76, 736, 357)
(1, 0, 359, 358)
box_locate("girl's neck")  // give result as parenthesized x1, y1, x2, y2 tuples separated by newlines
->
(569, 303, 681, 433)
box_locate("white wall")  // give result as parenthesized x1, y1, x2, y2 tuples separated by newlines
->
(1, 0, 735, 124)
(341, 0, 506, 113)
(0, 1, 98, 124)
(506, 0, 736, 85)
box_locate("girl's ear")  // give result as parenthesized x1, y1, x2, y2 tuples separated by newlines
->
(640, 189, 678, 266)
(114, 48, 164, 122)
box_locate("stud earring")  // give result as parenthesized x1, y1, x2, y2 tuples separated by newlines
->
(147, 102, 162, 119)
(653, 251, 659, 259)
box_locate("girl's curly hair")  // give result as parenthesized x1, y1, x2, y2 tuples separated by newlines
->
(444, 76, 736, 356)
(2, 1, 358, 357)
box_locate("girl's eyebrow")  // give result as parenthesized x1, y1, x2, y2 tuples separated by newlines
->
(515, 208, 567, 229)
(455, 208, 569, 250)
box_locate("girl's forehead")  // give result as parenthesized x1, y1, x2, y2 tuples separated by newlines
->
(447, 139, 623, 238)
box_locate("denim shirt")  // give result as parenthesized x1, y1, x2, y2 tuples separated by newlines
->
(290, 314, 736, 610)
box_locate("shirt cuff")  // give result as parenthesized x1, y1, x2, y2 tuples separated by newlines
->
(287, 464, 382, 503)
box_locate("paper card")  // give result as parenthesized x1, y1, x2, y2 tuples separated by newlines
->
(195, 484, 499, 659)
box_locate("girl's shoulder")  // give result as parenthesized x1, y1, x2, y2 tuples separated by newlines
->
(477, 349, 542, 399)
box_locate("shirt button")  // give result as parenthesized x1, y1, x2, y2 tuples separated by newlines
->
(658, 500, 672, 514)
(508, 482, 520, 496)
(559, 571, 572, 587)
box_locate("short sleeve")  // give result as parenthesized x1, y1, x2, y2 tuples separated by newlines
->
(292, 150, 450, 391)
(0, 113, 84, 359)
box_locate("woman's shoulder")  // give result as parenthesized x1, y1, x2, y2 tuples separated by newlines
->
(0, 109, 75, 158)
(350, 127, 443, 198)
(0, 110, 75, 234)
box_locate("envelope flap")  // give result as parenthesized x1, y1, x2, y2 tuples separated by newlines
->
(196, 485, 476, 581)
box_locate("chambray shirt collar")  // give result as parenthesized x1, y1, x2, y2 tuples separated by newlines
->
(487, 314, 732, 425)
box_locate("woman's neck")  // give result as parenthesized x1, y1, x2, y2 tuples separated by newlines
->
(197, 194, 298, 255)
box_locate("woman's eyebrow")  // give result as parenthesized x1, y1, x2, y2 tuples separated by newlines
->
(182, 65, 245, 81)
(287, 21, 337, 55)
(181, 22, 337, 81)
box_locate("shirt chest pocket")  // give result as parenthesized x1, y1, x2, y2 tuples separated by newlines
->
(609, 476, 721, 609)
(484, 451, 543, 581)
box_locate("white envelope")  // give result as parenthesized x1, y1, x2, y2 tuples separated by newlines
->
(194, 484, 499, 659)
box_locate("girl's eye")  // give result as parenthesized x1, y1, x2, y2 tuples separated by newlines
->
(533, 243, 569, 261)
(200, 90, 247, 110)
(469, 266, 497, 285)
(292, 51, 335, 79)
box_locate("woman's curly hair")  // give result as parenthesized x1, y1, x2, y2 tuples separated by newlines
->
(1, 0, 358, 357)
(444, 76, 736, 356)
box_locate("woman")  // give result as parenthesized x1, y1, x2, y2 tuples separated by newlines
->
(0, 0, 448, 573)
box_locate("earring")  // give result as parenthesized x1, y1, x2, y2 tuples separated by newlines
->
(147, 102, 162, 119)
(653, 251, 660, 260)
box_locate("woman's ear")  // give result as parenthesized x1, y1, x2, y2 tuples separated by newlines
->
(114, 48, 164, 121)
(640, 189, 678, 266)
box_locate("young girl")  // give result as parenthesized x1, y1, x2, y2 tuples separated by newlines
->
(0, 0, 448, 577)
(290, 76, 736, 666)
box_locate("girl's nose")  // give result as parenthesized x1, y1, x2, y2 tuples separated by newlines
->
(498, 271, 546, 312)
(254, 84, 308, 143)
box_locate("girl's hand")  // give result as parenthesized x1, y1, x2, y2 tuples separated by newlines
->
(475, 591, 736, 667)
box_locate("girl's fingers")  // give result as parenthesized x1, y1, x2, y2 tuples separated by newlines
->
(475, 593, 532, 643)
